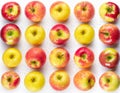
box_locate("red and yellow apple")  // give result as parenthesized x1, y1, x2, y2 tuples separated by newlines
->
(74, 24, 94, 45)
(49, 24, 70, 45)
(99, 24, 119, 45)
(25, 24, 45, 46)
(99, 71, 120, 91)
(74, 1, 95, 22)
(1, 71, 20, 90)
(49, 47, 70, 68)
(2, 48, 22, 68)
(0, 23, 21, 46)
(50, 1, 70, 22)
(1, 2, 21, 21)
(99, 48, 119, 68)
(74, 47, 94, 68)
(25, 1, 46, 22)
(25, 47, 46, 69)
(74, 70, 95, 91)
(49, 70, 70, 91)
(99, 2, 119, 22)
(24, 71, 45, 92)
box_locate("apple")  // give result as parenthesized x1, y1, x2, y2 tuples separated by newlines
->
(74, 24, 94, 45)
(1, 2, 21, 21)
(99, 71, 120, 91)
(49, 70, 70, 91)
(50, 1, 70, 22)
(25, 47, 46, 69)
(99, 48, 119, 68)
(49, 24, 70, 45)
(99, 24, 119, 45)
(74, 1, 95, 22)
(2, 48, 22, 68)
(25, 24, 45, 46)
(1, 71, 20, 90)
(74, 47, 94, 68)
(49, 47, 70, 68)
(0, 23, 21, 46)
(24, 71, 45, 92)
(74, 70, 95, 91)
(25, 1, 46, 22)
(99, 2, 119, 22)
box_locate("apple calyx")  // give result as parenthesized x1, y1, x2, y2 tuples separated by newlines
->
(7, 30, 14, 36)
(7, 77, 12, 82)
(57, 52, 64, 59)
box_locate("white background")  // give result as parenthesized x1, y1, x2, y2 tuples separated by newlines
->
(0, 0, 120, 93)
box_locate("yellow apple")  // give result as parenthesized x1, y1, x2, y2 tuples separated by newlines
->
(74, 24, 94, 45)
(2, 48, 22, 68)
(24, 71, 45, 92)
(25, 24, 45, 46)
(50, 1, 70, 22)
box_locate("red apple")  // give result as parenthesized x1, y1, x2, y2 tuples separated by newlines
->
(1, 2, 21, 21)
(74, 70, 95, 91)
(25, 47, 46, 69)
(49, 70, 70, 91)
(25, 1, 46, 22)
(99, 24, 119, 45)
(74, 47, 94, 68)
(99, 48, 119, 68)
(99, 71, 120, 91)
(0, 23, 21, 46)
(74, 1, 95, 22)
(49, 47, 70, 68)
(1, 71, 20, 90)
(49, 24, 70, 45)
(99, 2, 120, 22)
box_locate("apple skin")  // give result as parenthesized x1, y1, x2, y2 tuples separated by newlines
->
(1, 71, 20, 90)
(99, 24, 119, 45)
(74, 24, 94, 45)
(25, 47, 46, 69)
(74, 70, 95, 91)
(50, 1, 70, 22)
(74, 47, 94, 68)
(25, 24, 45, 46)
(49, 24, 70, 45)
(99, 2, 119, 22)
(2, 48, 22, 68)
(99, 48, 119, 69)
(99, 71, 120, 91)
(24, 71, 45, 92)
(0, 23, 21, 46)
(74, 1, 95, 22)
(49, 70, 70, 91)
(25, 1, 46, 22)
(49, 47, 70, 68)
(1, 2, 21, 21)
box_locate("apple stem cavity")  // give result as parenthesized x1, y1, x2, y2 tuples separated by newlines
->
(82, 7, 86, 11)
(10, 54, 14, 59)
(9, 8, 13, 13)
(106, 7, 113, 13)
(57, 29, 62, 36)
(7, 31, 14, 36)
(7, 77, 12, 82)
(56, 7, 62, 12)
(57, 75, 62, 80)
(81, 54, 87, 60)
(32, 31, 37, 36)
(31, 78, 36, 82)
